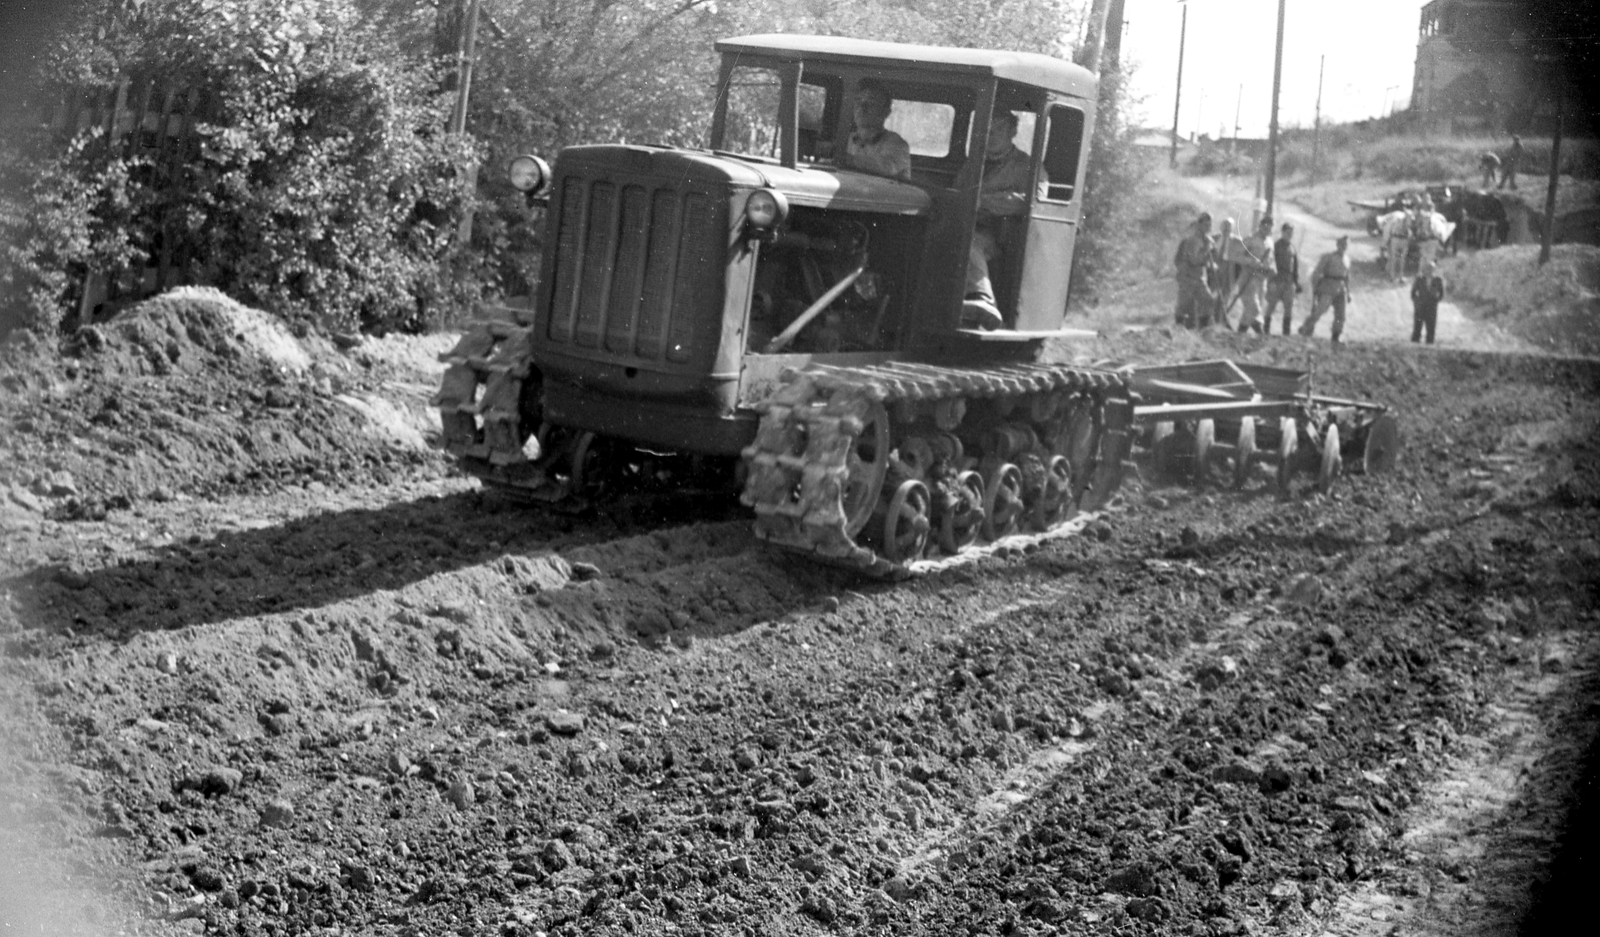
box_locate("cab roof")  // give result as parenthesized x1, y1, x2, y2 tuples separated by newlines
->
(715, 34, 1097, 99)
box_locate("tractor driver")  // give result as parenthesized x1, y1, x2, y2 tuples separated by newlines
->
(962, 107, 1040, 330)
(840, 81, 912, 181)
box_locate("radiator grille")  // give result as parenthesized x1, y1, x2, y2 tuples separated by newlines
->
(545, 174, 721, 364)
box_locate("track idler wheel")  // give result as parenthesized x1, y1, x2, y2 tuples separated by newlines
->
(981, 463, 1025, 541)
(881, 480, 933, 563)
(843, 402, 891, 537)
(937, 470, 986, 554)
(1029, 455, 1074, 530)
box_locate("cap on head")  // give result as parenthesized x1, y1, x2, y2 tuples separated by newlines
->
(1197, 211, 1212, 225)
(1281, 222, 1294, 233)
(1335, 235, 1349, 247)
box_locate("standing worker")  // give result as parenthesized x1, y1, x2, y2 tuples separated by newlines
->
(1499, 134, 1523, 190)
(1173, 212, 1215, 329)
(1412, 196, 1442, 271)
(1478, 150, 1501, 189)
(1261, 222, 1301, 336)
(1233, 216, 1275, 334)
(1410, 260, 1446, 344)
(1299, 235, 1352, 345)
(1380, 209, 1409, 282)
(1210, 218, 1244, 329)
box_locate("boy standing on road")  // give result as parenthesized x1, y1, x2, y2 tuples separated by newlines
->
(1410, 260, 1446, 344)
(1261, 222, 1301, 336)
(1299, 235, 1352, 345)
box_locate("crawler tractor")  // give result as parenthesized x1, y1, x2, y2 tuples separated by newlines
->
(435, 35, 1399, 577)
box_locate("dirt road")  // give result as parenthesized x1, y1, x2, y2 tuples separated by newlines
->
(2, 296, 1597, 936)
(1190, 175, 1532, 350)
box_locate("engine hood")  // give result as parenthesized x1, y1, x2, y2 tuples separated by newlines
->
(555, 145, 932, 216)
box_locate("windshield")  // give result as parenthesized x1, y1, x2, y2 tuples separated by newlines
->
(715, 64, 973, 179)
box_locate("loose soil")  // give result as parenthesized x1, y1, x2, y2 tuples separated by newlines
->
(2, 289, 1598, 937)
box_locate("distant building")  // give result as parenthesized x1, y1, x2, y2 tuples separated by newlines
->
(1411, 1, 1594, 133)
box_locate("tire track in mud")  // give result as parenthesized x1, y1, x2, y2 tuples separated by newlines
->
(1309, 640, 1596, 937)
(3, 339, 1599, 935)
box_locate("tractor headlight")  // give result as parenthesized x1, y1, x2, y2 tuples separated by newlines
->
(744, 189, 788, 229)
(509, 154, 551, 195)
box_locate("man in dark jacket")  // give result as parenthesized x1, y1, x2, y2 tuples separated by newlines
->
(1173, 212, 1215, 329)
(1499, 135, 1523, 190)
(1410, 260, 1446, 344)
(1260, 222, 1300, 335)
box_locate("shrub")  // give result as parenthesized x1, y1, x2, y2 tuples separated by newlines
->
(1071, 67, 1156, 307)
(1182, 142, 1257, 178)
(1, 0, 481, 338)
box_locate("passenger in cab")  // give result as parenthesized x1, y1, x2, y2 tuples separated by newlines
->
(839, 81, 912, 181)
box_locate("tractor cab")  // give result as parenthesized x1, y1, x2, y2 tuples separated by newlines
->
(710, 35, 1098, 351)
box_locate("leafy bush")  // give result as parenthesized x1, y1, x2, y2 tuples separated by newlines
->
(1182, 142, 1257, 178)
(1071, 67, 1156, 307)
(1, 0, 480, 338)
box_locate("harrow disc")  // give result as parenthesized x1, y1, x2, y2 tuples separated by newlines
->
(1194, 419, 1215, 486)
(1233, 417, 1257, 489)
(1275, 416, 1299, 499)
(1318, 423, 1343, 492)
(1360, 413, 1401, 474)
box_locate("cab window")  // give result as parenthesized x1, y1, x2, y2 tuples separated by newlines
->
(1040, 104, 1086, 202)
(722, 65, 783, 158)
(885, 100, 957, 158)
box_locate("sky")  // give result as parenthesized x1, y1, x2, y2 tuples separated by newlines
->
(1117, 0, 1426, 136)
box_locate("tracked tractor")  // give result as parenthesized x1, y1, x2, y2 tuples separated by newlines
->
(435, 35, 1140, 575)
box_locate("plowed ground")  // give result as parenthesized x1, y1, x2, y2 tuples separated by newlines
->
(2, 301, 1598, 937)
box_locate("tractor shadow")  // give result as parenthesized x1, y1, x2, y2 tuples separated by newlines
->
(6, 486, 741, 641)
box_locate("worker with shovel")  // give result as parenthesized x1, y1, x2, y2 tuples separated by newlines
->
(1232, 216, 1276, 334)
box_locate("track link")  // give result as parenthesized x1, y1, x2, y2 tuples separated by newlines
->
(740, 361, 1135, 578)
(432, 316, 549, 493)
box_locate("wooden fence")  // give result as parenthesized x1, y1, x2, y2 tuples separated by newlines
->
(47, 78, 215, 320)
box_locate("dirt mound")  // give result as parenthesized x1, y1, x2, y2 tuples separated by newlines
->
(1440, 245, 1600, 356)
(0, 290, 451, 522)
(73, 286, 314, 378)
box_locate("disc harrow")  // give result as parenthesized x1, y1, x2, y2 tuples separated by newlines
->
(739, 361, 1135, 578)
(1126, 359, 1400, 497)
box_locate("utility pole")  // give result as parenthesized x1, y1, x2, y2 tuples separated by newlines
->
(1310, 55, 1325, 186)
(1076, 0, 1114, 73)
(1264, 0, 1285, 221)
(1170, 1, 1188, 169)
(1103, 0, 1128, 72)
